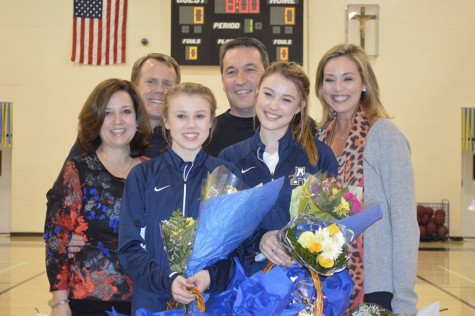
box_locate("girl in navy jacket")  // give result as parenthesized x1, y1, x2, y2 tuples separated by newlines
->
(189, 62, 338, 288)
(118, 83, 238, 314)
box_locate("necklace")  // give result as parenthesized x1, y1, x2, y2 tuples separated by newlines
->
(329, 121, 348, 146)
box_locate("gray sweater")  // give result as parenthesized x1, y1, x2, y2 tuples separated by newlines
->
(363, 119, 419, 314)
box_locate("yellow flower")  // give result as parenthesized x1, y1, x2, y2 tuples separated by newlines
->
(318, 255, 334, 268)
(308, 240, 322, 253)
(298, 231, 322, 253)
(332, 187, 339, 196)
(185, 217, 197, 228)
(298, 231, 316, 249)
(334, 198, 350, 217)
(225, 185, 238, 194)
(326, 224, 340, 237)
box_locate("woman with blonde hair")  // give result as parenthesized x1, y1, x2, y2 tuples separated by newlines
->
(316, 44, 418, 315)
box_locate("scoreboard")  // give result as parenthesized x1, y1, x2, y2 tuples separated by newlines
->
(171, 0, 304, 66)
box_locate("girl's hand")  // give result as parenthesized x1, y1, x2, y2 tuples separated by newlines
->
(187, 270, 210, 293)
(171, 275, 196, 304)
(259, 230, 295, 267)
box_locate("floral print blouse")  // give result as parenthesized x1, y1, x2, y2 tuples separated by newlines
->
(44, 152, 141, 301)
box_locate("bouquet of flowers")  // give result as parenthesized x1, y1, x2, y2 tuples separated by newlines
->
(159, 166, 285, 314)
(279, 215, 355, 277)
(160, 210, 201, 313)
(286, 171, 380, 315)
(161, 210, 198, 275)
(186, 167, 284, 277)
(244, 172, 381, 316)
(290, 172, 362, 220)
(276, 215, 356, 315)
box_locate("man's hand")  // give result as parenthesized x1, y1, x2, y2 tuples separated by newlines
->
(67, 233, 85, 258)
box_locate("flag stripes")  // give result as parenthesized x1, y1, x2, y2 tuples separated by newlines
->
(71, 0, 127, 65)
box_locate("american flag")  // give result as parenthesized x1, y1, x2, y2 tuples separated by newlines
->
(72, 0, 128, 65)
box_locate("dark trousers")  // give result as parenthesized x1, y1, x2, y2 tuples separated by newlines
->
(364, 291, 393, 311)
(69, 299, 131, 316)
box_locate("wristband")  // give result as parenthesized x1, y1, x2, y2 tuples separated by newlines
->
(48, 299, 70, 309)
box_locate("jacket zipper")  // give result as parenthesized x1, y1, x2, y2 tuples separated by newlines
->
(257, 146, 275, 179)
(182, 162, 194, 216)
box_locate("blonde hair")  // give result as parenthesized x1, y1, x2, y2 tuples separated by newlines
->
(315, 44, 390, 127)
(160, 82, 217, 145)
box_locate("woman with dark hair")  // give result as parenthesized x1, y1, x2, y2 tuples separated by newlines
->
(44, 78, 151, 316)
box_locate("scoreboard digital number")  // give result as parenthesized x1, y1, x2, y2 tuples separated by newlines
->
(171, 0, 304, 66)
(215, 0, 260, 13)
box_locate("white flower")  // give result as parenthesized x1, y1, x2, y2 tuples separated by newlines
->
(321, 236, 343, 260)
(331, 230, 345, 248)
(313, 226, 330, 244)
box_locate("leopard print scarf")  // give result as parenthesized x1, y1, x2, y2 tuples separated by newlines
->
(318, 107, 371, 310)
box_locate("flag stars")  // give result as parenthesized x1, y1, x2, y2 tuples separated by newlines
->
(74, 0, 103, 19)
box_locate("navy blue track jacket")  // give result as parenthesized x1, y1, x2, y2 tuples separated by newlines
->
(118, 148, 239, 313)
(218, 128, 338, 274)
(219, 127, 338, 230)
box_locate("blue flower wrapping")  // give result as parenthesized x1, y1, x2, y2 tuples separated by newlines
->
(203, 202, 382, 315)
(204, 257, 248, 316)
(186, 177, 285, 277)
(206, 259, 353, 316)
(135, 309, 209, 316)
(106, 307, 209, 316)
(336, 202, 382, 240)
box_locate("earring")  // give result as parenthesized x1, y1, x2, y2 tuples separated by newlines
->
(362, 87, 367, 92)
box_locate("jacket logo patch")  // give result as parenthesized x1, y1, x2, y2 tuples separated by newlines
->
(154, 185, 170, 192)
(289, 166, 306, 185)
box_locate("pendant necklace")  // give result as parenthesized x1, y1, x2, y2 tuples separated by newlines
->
(329, 121, 347, 146)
